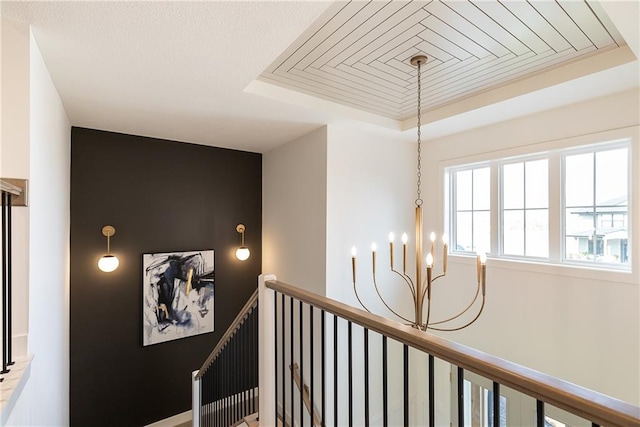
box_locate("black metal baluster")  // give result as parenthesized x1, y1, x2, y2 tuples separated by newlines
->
(300, 300, 304, 427)
(282, 293, 286, 425)
(6, 193, 12, 367)
(212, 359, 220, 427)
(290, 296, 295, 427)
(274, 298, 278, 423)
(321, 310, 325, 427)
(243, 314, 248, 417)
(222, 353, 225, 426)
(364, 328, 369, 427)
(310, 305, 315, 427)
(222, 344, 231, 426)
(348, 321, 353, 427)
(238, 312, 252, 418)
(403, 344, 409, 427)
(457, 367, 464, 427)
(227, 343, 232, 425)
(1, 192, 8, 376)
(536, 399, 544, 427)
(254, 307, 258, 414)
(233, 335, 238, 424)
(428, 355, 434, 427)
(219, 358, 222, 426)
(237, 330, 241, 422)
(243, 316, 248, 418)
(383, 336, 388, 427)
(208, 364, 211, 427)
(202, 368, 206, 427)
(215, 362, 219, 427)
(239, 330, 242, 422)
(222, 347, 226, 427)
(493, 382, 500, 427)
(239, 324, 244, 421)
(334, 315, 338, 427)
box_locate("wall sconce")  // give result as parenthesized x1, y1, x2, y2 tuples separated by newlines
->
(98, 225, 120, 272)
(235, 224, 250, 261)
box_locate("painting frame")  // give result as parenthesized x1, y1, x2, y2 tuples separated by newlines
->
(142, 249, 215, 346)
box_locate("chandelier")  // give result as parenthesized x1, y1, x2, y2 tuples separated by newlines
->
(350, 55, 487, 332)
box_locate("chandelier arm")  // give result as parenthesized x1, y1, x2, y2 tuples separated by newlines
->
(424, 291, 432, 331)
(373, 275, 413, 324)
(428, 280, 481, 326)
(353, 280, 374, 315)
(391, 268, 416, 300)
(427, 294, 485, 332)
(420, 271, 444, 303)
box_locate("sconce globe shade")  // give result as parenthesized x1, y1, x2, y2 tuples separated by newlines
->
(98, 254, 120, 272)
(236, 246, 250, 261)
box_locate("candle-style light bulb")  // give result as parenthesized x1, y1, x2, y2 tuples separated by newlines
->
(426, 252, 433, 300)
(389, 232, 395, 268)
(442, 233, 448, 245)
(430, 232, 436, 243)
(476, 250, 482, 283)
(480, 252, 487, 295)
(401, 233, 408, 273)
(371, 243, 377, 275)
(351, 246, 357, 284)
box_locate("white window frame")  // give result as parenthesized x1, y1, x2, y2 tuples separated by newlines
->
(560, 140, 631, 269)
(498, 154, 550, 261)
(449, 163, 492, 255)
(444, 129, 635, 277)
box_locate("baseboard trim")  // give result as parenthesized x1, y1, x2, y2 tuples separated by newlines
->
(144, 410, 191, 427)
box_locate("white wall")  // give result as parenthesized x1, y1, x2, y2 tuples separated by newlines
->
(325, 124, 419, 425)
(422, 88, 640, 411)
(5, 28, 70, 426)
(263, 126, 328, 295)
(0, 17, 30, 360)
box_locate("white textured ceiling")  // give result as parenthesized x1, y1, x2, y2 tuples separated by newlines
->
(1, 1, 639, 152)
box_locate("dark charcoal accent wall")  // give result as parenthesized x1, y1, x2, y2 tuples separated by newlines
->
(70, 128, 262, 426)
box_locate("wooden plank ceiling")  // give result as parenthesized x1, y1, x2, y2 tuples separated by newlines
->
(258, 1, 625, 120)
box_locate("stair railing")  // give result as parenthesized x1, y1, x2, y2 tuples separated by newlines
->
(258, 274, 640, 427)
(0, 179, 24, 382)
(193, 288, 258, 427)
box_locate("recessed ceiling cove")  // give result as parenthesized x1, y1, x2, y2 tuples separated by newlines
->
(257, 0, 626, 121)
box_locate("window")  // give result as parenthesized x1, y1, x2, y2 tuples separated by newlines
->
(446, 139, 631, 270)
(501, 159, 548, 258)
(451, 166, 491, 253)
(564, 145, 629, 265)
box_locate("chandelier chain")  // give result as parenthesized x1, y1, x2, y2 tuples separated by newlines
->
(415, 59, 423, 207)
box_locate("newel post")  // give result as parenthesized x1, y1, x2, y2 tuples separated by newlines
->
(191, 370, 201, 427)
(258, 273, 277, 425)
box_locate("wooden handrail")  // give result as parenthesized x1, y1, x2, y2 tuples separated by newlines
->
(266, 279, 640, 427)
(195, 287, 258, 379)
(0, 180, 22, 196)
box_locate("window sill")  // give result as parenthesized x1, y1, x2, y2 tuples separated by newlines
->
(0, 354, 34, 425)
(449, 253, 638, 285)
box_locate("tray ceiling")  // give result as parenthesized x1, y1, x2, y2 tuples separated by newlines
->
(258, 0, 627, 121)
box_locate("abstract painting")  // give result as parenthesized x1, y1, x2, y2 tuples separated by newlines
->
(142, 250, 215, 346)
